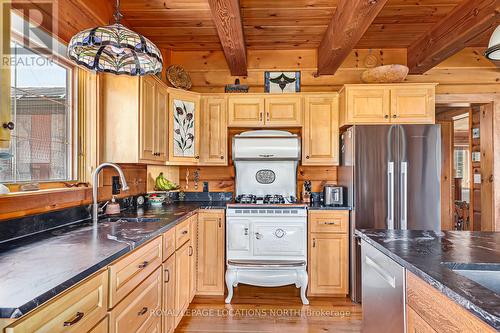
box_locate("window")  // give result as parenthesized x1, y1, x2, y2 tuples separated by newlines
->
(0, 13, 76, 183)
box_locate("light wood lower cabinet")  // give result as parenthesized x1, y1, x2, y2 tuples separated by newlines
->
(175, 241, 192, 327)
(189, 217, 198, 301)
(307, 210, 349, 296)
(406, 271, 496, 333)
(162, 255, 176, 333)
(162, 227, 176, 262)
(196, 210, 225, 295)
(5, 270, 108, 333)
(109, 267, 162, 333)
(88, 316, 108, 333)
(108, 237, 163, 308)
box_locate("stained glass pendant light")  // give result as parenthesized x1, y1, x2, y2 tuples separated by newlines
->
(67, 0, 162, 76)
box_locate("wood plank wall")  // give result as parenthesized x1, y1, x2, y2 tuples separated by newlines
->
(179, 128, 338, 197)
(0, 164, 146, 221)
(169, 48, 499, 94)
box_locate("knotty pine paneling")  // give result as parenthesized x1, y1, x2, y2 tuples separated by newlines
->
(0, 164, 146, 221)
(169, 48, 499, 93)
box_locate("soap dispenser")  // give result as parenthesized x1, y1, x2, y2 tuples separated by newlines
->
(105, 195, 121, 215)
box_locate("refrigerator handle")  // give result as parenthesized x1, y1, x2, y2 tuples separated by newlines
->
(387, 162, 395, 230)
(401, 162, 408, 230)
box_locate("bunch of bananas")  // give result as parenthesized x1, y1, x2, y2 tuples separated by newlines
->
(155, 173, 178, 191)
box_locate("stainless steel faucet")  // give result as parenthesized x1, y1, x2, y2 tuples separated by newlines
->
(91, 162, 129, 224)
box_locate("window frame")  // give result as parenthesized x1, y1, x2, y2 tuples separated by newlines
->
(2, 22, 79, 186)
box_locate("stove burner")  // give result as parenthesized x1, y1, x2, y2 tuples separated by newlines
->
(235, 194, 297, 204)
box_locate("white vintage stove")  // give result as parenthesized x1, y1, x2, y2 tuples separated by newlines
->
(225, 130, 309, 305)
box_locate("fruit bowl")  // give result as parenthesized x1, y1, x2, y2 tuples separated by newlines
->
(147, 193, 166, 206)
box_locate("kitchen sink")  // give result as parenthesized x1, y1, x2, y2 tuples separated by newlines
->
(99, 217, 161, 223)
(443, 263, 500, 294)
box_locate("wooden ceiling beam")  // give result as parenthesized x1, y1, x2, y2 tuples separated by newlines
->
(408, 0, 500, 74)
(317, 0, 389, 75)
(207, 0, 247, 76)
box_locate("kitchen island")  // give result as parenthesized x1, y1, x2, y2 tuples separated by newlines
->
(356, 229, 500, 331)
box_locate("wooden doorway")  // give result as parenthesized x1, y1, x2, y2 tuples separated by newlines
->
(436, 102, 494, 231)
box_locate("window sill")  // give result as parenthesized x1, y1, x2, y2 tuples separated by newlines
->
(0, 186, 89, 197)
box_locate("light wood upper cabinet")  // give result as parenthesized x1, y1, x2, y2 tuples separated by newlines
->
(228, 94, 303, 127)
(163, 255, 176, 333)
(308, 210, 349, 296)
(302, 94, 339, 165)
(168, 89, 201, 165)
(101, 74, 168, 165)
(228, 96, 265, 126)
(200, 96, 228, 165)
(265, 96, 302, 126)
(340, 84, 436, 126)
(344, 86, 390, 124)
(391, 87, 435, 124)
(197, 210, 225, 295)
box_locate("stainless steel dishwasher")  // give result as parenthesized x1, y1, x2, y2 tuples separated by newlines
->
(361, 239, 406, 333)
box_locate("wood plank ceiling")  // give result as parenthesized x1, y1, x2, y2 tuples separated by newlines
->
(118, 0, 496, 74)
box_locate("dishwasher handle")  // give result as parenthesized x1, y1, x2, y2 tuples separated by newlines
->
(364, 255, 396, 288)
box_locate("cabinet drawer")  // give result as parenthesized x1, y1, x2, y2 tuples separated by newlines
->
(163, 227, 176, 261)
(175, 217, 191, 249)
(6, 270, 108, 333)
(109, 267, 162, 333)
(309, 211, 349, 233)
(109, 237, 162, 308)
(88, 316, 108, 333)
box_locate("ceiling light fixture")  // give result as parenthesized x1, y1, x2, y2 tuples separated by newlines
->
(67, 0, 162, 76)
(484, 25, 500, 61)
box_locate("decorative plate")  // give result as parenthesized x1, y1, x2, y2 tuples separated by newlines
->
(361, 64, 409, 83)
(166, 65, 192, 90)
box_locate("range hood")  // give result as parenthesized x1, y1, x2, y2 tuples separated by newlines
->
(232, 130, 301, 161)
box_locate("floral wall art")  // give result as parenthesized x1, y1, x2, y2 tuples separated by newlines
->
(173, 99, 195, 157)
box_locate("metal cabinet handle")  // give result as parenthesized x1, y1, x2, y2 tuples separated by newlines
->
(63, 312, 84, 326)
(312, 238, 316, 248)
(195, 155, 200, 159)
(2, 122, 14, 130)
(259, 112, 263, 121)
(218, 217, 222, 228)
(384, 115, 389, 119)
(220, 155, 224, 159)
(138, 261, 149, 269)
(165, 268, 170, 283)
(182, 230, 188, 235)
(138, 307, 148, 316)
(266, 112, 270, 121)
(322, 221, 338, 225)
(188, 245, 193, 256)
(392, 114, 397, 118)
(306, 155, 310, 159)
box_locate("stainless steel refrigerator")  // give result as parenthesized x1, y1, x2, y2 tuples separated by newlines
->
(338, 125, 441, 303)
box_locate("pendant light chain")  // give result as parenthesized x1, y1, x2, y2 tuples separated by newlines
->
(113, 0, 123, 25)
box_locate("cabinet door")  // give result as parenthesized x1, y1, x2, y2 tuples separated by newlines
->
(200, 96, 228, 165)
(169, 90, 200, 164)
(175, 242, 191, 326)
(197, 210, 225, 295)
(109, 267, 162, 333)
(155, 83, 169, 161)
(308, 233, 348, 295)
(407, 306, 437, 333)
(346, 87, 390, 123)
(303, 95, 339, 165)
(264, 96, 302, 126)
(391, 87, 435, 124)
(189, 216, 198, 301)
(140, 77, 160, 162)
(163, 255, 176, 333)
(228, 96, 264, 127)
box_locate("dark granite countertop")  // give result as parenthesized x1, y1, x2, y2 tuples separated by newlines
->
(0, 201, 227, 319)
(356, 229, 500, 330)
(305, 203, 352, 210)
